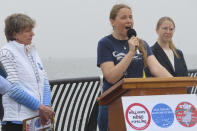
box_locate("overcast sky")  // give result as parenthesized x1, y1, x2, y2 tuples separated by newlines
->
(0, 0, 197, 60)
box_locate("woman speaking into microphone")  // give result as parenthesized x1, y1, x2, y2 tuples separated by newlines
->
(96, 3, 172, 131)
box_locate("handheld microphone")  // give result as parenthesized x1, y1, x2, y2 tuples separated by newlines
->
(126, 28, 140, 54)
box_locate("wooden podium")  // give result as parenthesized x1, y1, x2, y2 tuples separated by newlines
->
(97, 77, 197, 131)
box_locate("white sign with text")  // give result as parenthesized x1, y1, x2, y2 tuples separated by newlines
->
(121, 94, 197, 131)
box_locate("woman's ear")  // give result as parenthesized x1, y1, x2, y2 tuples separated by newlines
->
(110, 19, 115, 28)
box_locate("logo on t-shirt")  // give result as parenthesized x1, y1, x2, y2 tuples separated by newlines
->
(113, 51, 142, 61)
(112, 51, 126, 61)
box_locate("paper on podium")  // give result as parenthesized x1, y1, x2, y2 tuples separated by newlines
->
(23, 116, 54, 131)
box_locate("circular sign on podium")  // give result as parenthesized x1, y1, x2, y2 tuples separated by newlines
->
(175, 102, 197, 127)
(125, 103, 151, 130)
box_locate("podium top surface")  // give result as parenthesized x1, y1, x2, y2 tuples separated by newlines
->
(97, 77, 197, 105)
(123, 77, 197, 89)
(123, 77, 197, 83)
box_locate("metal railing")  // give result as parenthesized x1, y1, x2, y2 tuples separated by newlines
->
(188, 69, 197, 94)
(50, 76, 101, 131)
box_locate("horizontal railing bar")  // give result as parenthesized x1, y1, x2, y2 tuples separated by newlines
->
(49, 76, 100, 84)
(188, 69, 197, 73)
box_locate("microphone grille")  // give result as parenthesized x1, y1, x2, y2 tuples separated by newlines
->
(127, 28, 137, 38)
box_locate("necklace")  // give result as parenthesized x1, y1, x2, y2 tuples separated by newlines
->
(118, 39, 127, 50)
(112, 33, 128, 50)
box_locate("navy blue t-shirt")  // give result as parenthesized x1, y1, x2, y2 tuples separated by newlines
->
(97, 34, 153, 92)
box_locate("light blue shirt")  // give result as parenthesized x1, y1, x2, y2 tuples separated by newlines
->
(0, 76, 11, 95)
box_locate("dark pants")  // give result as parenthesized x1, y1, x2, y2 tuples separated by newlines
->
(2, 122, 22, 131)
(98, 105, 108, 131)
